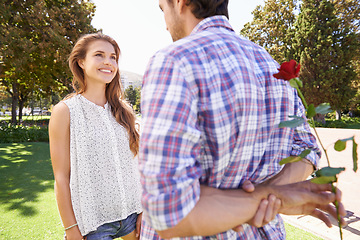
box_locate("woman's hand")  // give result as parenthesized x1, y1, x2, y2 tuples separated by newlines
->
(135, 213, 143, 239)
(65, 226, 85, 240)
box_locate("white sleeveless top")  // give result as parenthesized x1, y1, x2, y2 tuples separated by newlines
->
(63, 94, 142, 236)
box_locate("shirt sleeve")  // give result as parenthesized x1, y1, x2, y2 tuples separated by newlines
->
(139, 52, 202, 230)
(291, 91, 321, 168)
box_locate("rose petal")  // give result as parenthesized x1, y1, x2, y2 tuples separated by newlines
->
(273, 60, 300, 80)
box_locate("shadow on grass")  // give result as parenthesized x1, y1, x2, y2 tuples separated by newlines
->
(0, 142, 54, 216)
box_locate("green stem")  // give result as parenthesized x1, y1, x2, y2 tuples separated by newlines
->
(296, 87, 343, 238)
(310, 117, 342, 239)
(295, 84, 343, 239)
(296, 86, 308, 110)
(310, 118, 331, 167)
(296, 87, 331, 166)
(332, 183, 343, 240)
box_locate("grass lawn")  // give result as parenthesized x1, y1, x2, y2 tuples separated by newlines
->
(0, 142, 63, 239)
(0, 115, 51, 122)
(284, 223, 323, 240)
(0, 142, 323, 239)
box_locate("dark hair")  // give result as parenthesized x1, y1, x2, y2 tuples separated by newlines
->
(68, 32, 140, 156)
(173, 0, 229, 19)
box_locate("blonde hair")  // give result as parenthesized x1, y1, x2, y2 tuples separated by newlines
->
(68, 32, 139, 156)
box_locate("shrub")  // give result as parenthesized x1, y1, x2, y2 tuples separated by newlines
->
(21, 118, 50, 127)
(0, 122, 49, 143)
(309, 116, 360, 129)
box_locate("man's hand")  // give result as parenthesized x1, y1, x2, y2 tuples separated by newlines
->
(272, 180, 347, 227)
(156, 180, 346, 238)
(232, 180, 281, 232)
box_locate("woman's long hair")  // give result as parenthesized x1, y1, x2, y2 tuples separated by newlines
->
(68, 32, 139, 156)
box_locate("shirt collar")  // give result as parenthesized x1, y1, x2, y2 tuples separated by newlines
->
(191, 15, 235, 35)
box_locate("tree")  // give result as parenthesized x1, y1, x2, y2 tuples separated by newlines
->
(333, 0, 360, 32)
(241, 0, 359, 120)
(333, 0, 360, 113)
(291, 0, 357, 119)
(0, 0, 97, 124)
(125, 85, 141, 113)
(240, 0, 298, 63)
(348, 45, 360, 115)
(0, 85, 11, 108)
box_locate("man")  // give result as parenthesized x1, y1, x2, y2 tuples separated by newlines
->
(139, 0, 345, 239)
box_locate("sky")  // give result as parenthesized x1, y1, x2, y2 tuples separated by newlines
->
(91, 0, 265, 75)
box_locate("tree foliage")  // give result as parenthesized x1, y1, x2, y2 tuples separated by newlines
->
(333, 0, 360, 32)
(0, 85, 11, 107)
(0, 0, 97, 124)
(292, 0, 357, 112)
(125, 85, 141, 113)
(332, 0, 360, 113)
(241, 0, 359, 115)
(240, 0, 298, 63)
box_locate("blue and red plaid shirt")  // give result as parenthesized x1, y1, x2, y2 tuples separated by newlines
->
(139, 16, 320, 240)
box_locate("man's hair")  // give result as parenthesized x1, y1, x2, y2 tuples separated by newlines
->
(169, 0, 229, 19)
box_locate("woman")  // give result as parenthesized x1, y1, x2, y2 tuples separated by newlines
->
(49, 33, 142, 240)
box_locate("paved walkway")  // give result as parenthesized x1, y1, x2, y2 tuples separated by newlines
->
(282, 128, 360, 240)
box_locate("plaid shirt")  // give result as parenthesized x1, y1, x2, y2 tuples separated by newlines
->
(139, 16, 320, 240)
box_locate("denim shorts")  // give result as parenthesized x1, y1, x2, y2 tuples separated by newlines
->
(84, 213, 138, 240)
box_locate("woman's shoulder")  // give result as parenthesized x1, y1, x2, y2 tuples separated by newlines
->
(51, 101, 70, 119)
(62, 94, 79, 105)
(49, 101, 70, 132)
(59, 94, 84, 112)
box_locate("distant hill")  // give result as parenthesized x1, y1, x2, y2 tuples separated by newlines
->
(120, 70, 143, 88)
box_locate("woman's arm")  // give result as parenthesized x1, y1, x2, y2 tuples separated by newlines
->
(49, 102, 83, 240)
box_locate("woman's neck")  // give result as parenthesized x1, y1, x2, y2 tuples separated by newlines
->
(82, 86, 107, 107)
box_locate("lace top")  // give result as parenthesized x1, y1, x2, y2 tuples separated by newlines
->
(63, 94, 142, 235)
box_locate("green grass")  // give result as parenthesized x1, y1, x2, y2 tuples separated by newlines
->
(0, 142, 63, 239)
(0, 115, 51, 122)
(285, 223, 323, 239)
(0, 143, 324, 239)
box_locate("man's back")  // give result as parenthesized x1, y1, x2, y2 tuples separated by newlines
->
(140, 16, 320, 239)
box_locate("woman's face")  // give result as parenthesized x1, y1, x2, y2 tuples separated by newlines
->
(79, 39, 118, 86)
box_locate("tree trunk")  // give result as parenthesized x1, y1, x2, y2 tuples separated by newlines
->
(18, 99, 24, 123)
(336, 109, 341, 120)
(11, 82, 18, 125)
(314, 113, 326, 125)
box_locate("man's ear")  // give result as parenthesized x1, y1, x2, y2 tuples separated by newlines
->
(176, 0, 187, 14)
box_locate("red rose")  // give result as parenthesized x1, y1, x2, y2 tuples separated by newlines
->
(273, 60, 301, 81)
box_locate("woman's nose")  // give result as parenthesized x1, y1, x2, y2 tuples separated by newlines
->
(103, 57, 112, 65)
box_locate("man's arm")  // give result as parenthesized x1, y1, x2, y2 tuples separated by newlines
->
(157, 181, 344, 239)
(242, 91, 321, 229)
(263, 159, 314, 185)
(263, 88, 320, 186)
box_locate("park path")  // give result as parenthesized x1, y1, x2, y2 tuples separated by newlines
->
(282, 128, 360, 240)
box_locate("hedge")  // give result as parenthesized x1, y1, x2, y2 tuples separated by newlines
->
(0, 123, 49, 143)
